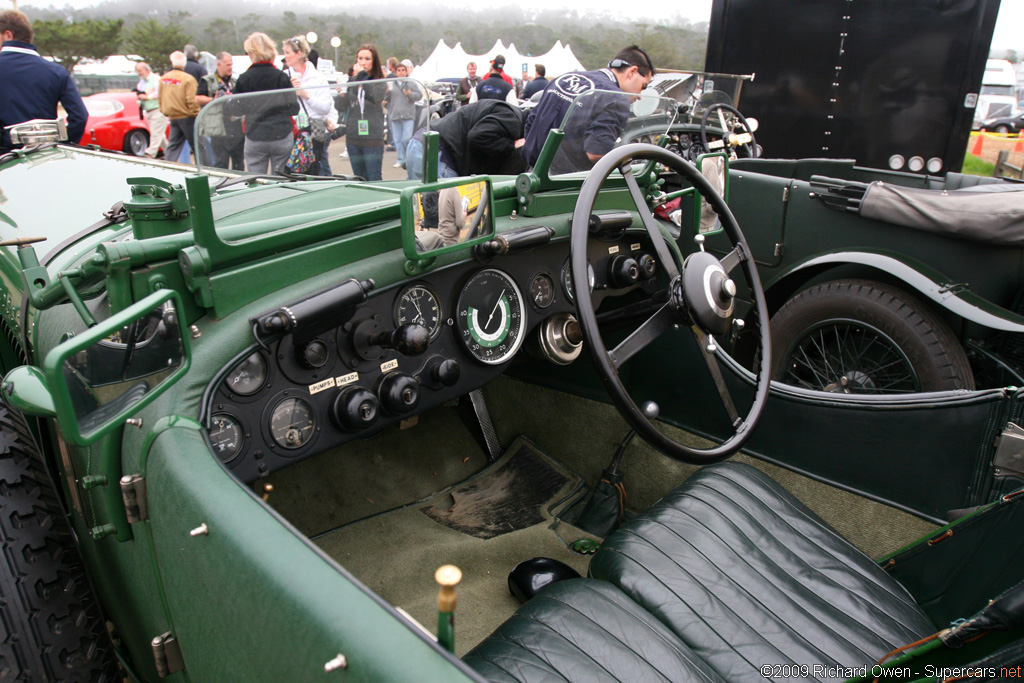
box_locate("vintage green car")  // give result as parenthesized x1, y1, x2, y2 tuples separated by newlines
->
(0, 84, 1019, 682)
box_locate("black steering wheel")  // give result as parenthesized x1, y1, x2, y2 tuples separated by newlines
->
(700, 103, 759, 159)
(571, 143, 771, 464)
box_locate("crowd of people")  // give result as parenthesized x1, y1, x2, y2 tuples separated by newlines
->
(1, 8, 655, 181)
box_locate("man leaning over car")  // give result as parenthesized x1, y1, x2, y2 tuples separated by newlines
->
(0, 9, 87, 153)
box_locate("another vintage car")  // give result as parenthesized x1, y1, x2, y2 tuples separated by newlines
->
(78, 91, 152, 156)
(0, 83, 1019, 682)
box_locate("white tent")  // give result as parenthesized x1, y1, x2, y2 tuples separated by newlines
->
(413, 39, 585, 82)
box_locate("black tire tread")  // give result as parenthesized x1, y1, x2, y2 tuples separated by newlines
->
(770, 279, 975, 392)
(0, 403, 119, 682)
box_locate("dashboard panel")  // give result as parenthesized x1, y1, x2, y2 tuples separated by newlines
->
(202, 228, 660, 483)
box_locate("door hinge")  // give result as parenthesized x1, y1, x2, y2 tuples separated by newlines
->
(782, 186, 790, 202)
(120, 473, 148, 523)
(151, 632, 184, 677)
(994, 422, 1024, 478)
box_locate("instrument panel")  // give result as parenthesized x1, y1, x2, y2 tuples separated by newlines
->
(204, 231, 660, 482)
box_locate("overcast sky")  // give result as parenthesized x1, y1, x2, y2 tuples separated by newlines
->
(20, 0, 1023, 52)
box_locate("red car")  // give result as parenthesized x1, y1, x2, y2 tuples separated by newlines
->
(79, 91, 152, 156)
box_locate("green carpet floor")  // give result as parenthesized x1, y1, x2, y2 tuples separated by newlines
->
(314, 437, 594, 656)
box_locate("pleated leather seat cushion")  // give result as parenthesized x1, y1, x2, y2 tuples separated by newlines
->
(589, 461, 936, 682)
(463, 578, 728, 683)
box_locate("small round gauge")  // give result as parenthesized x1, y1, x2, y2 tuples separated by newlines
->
(394, 283, 443, 341)
(209, 414, 243, 462)
(561, 258, 596, 303)
(269, 397, 316, 450)
(456, 269, 526, 365)
(225, 352, 268, 396)
(530, 273, 555, 309)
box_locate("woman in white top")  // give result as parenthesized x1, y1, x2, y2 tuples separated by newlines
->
(283, 35, 337, 175)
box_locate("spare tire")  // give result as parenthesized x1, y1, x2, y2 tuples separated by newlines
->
(770, 279, 975, 393)
(0, 403, 120, 681)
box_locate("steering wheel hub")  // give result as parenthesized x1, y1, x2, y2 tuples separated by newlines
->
(682, 251, 735, 335)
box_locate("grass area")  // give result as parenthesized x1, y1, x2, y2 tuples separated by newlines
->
(962, 154, 995, 177)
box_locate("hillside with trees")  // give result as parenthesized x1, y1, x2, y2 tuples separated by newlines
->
(24, 1, 708, 75)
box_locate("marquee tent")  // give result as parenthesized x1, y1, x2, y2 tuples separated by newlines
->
(413, 39, 585, 81)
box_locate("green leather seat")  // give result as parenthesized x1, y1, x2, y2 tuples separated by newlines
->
(465, 462, 936, 682)
(463, 579, 727, 683)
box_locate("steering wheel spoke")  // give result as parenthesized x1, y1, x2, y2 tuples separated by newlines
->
(608, 302, 677, 369)
(620, 164, 681, 281)
(719, 244, 745, 275)
(692, 326, 740, 425)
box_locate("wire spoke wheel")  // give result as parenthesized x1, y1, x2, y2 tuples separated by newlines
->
(781, 319, 920, 393)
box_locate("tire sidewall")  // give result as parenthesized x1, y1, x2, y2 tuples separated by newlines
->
(770, 280, 972, 392)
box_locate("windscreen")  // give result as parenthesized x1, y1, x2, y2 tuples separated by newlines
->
(528, 86, 697, 178)
(194, 77, 435, 178)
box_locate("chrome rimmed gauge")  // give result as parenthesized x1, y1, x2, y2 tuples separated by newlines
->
(268, 397, 316, 450)
(530, 272, 555, 309)
(394, 283, 444, 341)
(209, 414, 243, 463)
(456, 268, 526, 365)
(561, 258, 595, 303)
(225, 352, 268, 396)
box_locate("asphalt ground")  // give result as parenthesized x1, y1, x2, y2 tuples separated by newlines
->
(327, 139, 411, 181)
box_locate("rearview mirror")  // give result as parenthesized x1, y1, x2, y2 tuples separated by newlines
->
(401, 177, 494, 259)
(44, 289, 190, 445)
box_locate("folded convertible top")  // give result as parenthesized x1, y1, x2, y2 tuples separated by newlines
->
(859, 181, 1024, 247)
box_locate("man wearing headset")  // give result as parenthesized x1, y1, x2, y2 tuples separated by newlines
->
(522, 45, 654, 175)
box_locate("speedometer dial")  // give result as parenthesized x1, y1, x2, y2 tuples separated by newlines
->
(456, 269, 526, 365)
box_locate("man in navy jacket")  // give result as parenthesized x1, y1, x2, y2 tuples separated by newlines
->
(0, 10, 87, 152)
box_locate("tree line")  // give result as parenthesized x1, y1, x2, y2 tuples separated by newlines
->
(25, 2, 708, 76)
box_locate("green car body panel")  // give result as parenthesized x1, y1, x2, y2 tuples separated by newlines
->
(1, 85, 1021, 681)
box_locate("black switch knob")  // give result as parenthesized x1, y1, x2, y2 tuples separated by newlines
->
(332, 387, 380, 431)
(430, 359, 461, 387)
(367, 323, 430, 356)
(379, 373, 421, 415)
(298, 339, 330, 369)
(608, 255, 641, 288)
(637, 253, 657, 279)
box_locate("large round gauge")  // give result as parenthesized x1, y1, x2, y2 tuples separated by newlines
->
(394, 283, 444, 341)
(209, 414, 243, 462)
(456, 269, 526, 365)
(268, 397, 316, 450)
(225, 352, 268, 396)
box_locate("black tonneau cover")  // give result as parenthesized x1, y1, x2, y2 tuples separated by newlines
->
(860, 181, 1024, 247)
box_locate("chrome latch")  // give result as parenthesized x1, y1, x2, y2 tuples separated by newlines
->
(120, 474, 148, 523)
(151, 632, 184, 677)
(994, 423, 1024, 477)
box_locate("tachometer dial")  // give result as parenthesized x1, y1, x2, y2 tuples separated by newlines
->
(209, 414, 243, 462)
(395, 283, 443, 341)
(269, 397, 315, 450)
(225, 352, 268, 396)
(456, 269, 526, 365)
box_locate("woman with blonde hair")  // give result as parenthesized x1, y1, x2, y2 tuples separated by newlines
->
(283, 35, 337, 176)
(232, 32, 298, 173)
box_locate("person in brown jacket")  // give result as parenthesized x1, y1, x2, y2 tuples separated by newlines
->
(159, 50, 199, 163)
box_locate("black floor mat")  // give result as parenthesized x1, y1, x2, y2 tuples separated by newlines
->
(422, 441, 572, 539)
